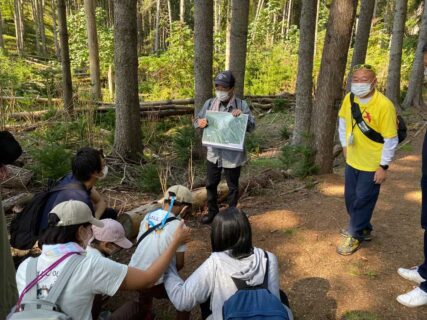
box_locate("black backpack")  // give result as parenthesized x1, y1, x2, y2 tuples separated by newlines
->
(9, 183, 85, 250)
(0, 131, 22, 165)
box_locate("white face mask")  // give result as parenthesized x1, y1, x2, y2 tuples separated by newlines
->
(351, 82, 373, 98)
(215, 90, 230, 102)
(97, 166, 108, 180)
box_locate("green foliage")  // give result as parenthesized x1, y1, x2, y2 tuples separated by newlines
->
(280, 126, 290, 140)
(341, 311, 379, 320)
(245, 132, 265, 153)
(138, 163, 161, 193)
(273, 98, 288, 113)
(28, 143, 71, 182)
(172, 124, 196, 164)
(68, 8, 114, 74)
(281, 142, 318, 178)
(95, 109, 116, 130)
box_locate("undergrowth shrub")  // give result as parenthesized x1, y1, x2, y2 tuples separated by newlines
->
(281, 142, 318, 178)
(172, 124, 196, 164)
(138, 163, 161, 193)
(29, 144, 71, 182)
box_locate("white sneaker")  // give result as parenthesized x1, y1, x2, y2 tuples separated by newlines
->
(397, 287, 427, 307)
(398, 267, 426, 284)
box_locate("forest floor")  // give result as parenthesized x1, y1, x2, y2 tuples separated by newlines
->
(104, 116, 427, 320)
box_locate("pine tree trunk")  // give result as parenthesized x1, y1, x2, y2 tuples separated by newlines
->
(311, 0, 357, 173)
(38, 0, 47, 56)
(292, 0, 318, 146)
(285, 0, 293, 39)
(281, 1, 287, 40)
(113, 0, 143, 159)
(346, 0, 376, 92)
(84, 0, 102, 100)
(228, 0, 250, 98)
(13, 0, 24, 55)
(154, 0, 160, 54)
(402, 0, 427, 108)
(51, 0, 60, 59)
(194, 0, 213, 113)
(0, 7, 5, 51)
(225, 0, 231, 68)
(386, 0, 408, 108)
(313, 0, 320, 57)
(137, 3, 144, 54)
(57, 0, 74, 112)
(167, 0, 173, 33)
(31, 0, 41, 55)
(252, 0, 264, 42)
(108, 0, 114, 27)
(108, 64, 115, 101)
(214, 0, 221, 34)
(180, 0, 185, 23)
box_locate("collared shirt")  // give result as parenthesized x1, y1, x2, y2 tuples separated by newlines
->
(194, 98, 255, 168)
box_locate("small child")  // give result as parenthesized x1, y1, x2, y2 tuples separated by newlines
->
(88, 218, 133, 257)
(110, 185, 192, 320)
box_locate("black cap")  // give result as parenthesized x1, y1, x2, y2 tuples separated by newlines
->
(214, 70, 235, 88)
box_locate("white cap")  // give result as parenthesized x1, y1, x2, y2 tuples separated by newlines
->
(50, 200, 104, 228)
(165, 185, 192, 205)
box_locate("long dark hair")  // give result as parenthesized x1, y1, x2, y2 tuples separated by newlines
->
(211, 207, 253, 259)
(38, 213, 90, 248)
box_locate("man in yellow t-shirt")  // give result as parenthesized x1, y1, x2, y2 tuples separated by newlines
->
(337, 65, 398, 256)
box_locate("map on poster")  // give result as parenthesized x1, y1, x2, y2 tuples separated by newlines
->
(202, 111, 249, 151)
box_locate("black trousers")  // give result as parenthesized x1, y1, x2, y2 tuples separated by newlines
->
(419, 131, 427, 292)
(206, 161, 241, 216)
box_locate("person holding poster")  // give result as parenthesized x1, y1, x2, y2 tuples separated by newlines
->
(194, 71, 255, 224)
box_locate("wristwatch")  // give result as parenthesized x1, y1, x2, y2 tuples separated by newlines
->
(380, 164, 389, 170)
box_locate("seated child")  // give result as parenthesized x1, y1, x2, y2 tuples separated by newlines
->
(110, 185, 192, 320)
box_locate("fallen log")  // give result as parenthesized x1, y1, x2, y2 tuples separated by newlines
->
(2, 193, 33, 212)
(0, 165, 33, 189)
(0, 96, 62, 103)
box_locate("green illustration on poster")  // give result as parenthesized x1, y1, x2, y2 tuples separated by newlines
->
(202, 111, 249, 151)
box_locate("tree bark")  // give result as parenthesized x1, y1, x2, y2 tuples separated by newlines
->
(292, 0, 318, 146)
(285, 0, 293, 39)
(0, 6, 6, 51)
(108, 64, 115, 101)
(113, 0, 143, 159)
(227, 0, 250, 98)
(31, 0, 41, 54)
(346, 0, 376, 92)
(38, 0, 47, 56)
(386, 0, 408, 108)
(13, 0, 24, 55)
(154, 0, 160, 54)
(84, 0, 102, 100)
(51, 0, 60, 59)
(225, 0, 231, 68)
(57, 0, 74, 112)
(311, 0, 357, 174)
(180, 0, 185, 24)
(194, 0, 214, 113)
(402, 0, 427, 109)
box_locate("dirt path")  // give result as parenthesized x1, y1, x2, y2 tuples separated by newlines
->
(110, 130, 427, 319)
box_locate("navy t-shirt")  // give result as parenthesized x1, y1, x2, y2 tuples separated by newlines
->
(40, 173, 94, 230)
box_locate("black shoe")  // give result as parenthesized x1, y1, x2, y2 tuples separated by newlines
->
(201, 213, 216, 224)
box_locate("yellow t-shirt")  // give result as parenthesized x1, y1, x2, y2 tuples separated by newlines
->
(338, 90, 397, 172)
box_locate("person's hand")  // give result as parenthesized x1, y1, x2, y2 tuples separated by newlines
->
(232, 109, 242, 117)
(343, 147, 347, 160)
(172, 221, 191, 246)
(0, 165, 8, 181)
(374, 167, 387, 184)
(198, 118, 208, 128)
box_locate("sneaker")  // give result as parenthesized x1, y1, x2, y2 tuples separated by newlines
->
(397, 287, 427, 307)
(398, 267, 426, 284)
(339, 228, 373, 241)
(336, 236, 361, 256)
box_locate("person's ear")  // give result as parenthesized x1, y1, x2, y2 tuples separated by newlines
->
(179, 205, 190, 218)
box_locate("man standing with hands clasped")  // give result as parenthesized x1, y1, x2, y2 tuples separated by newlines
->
(194, 70, 255, 224)
(337, 64, 398, 256)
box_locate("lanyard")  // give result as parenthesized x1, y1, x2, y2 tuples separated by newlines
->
(147, 197, 175, 230)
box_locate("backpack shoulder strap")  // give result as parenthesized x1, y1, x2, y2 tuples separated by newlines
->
(136, 216, 178, 247)
(24, 257, 39, 303)
(44, 254, 84, 305)
(50, 182, 86, 193)
(261, 250, 270, 289)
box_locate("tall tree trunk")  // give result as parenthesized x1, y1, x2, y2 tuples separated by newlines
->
(281, 1, 287, 40)
(51, 0, 60, 59)
(311, 0, 357, 173)
(57, 0, 73, 112)
(84, 0, 102, 100)
(346, 0, 376, 91)
(180, 0, 185, 23)
(214, 0, 221, 34)
(285, 0, 293, 39)
(227, 0, 249, 98)
(252, 0, 264, 42)
(0, 7, 5, 51)
(386, 0, 408, 108)
(108, 64, 115, 101)
(108, 0, 114, 27)
(113, 0, 143, 159)
(154, 0, 160, 54)
(37, 0, 47, 56)
(31, 0, 41, 54)
(194, 0, 213, 113)
(225, 0, 231, 68)
(313, 0, 320, 57)
(13, 0, 24, 55)
(402, 0, 427, 108)
(292, 0, 318, 146)
(137, 3, 144, 54)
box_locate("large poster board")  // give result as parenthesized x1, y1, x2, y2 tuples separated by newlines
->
(202, 111, 249, 151)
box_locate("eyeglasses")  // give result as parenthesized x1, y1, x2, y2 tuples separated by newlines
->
(352, 64, 376, 73)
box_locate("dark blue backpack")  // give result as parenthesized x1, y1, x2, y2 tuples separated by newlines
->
(222, 252, 290, 320)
